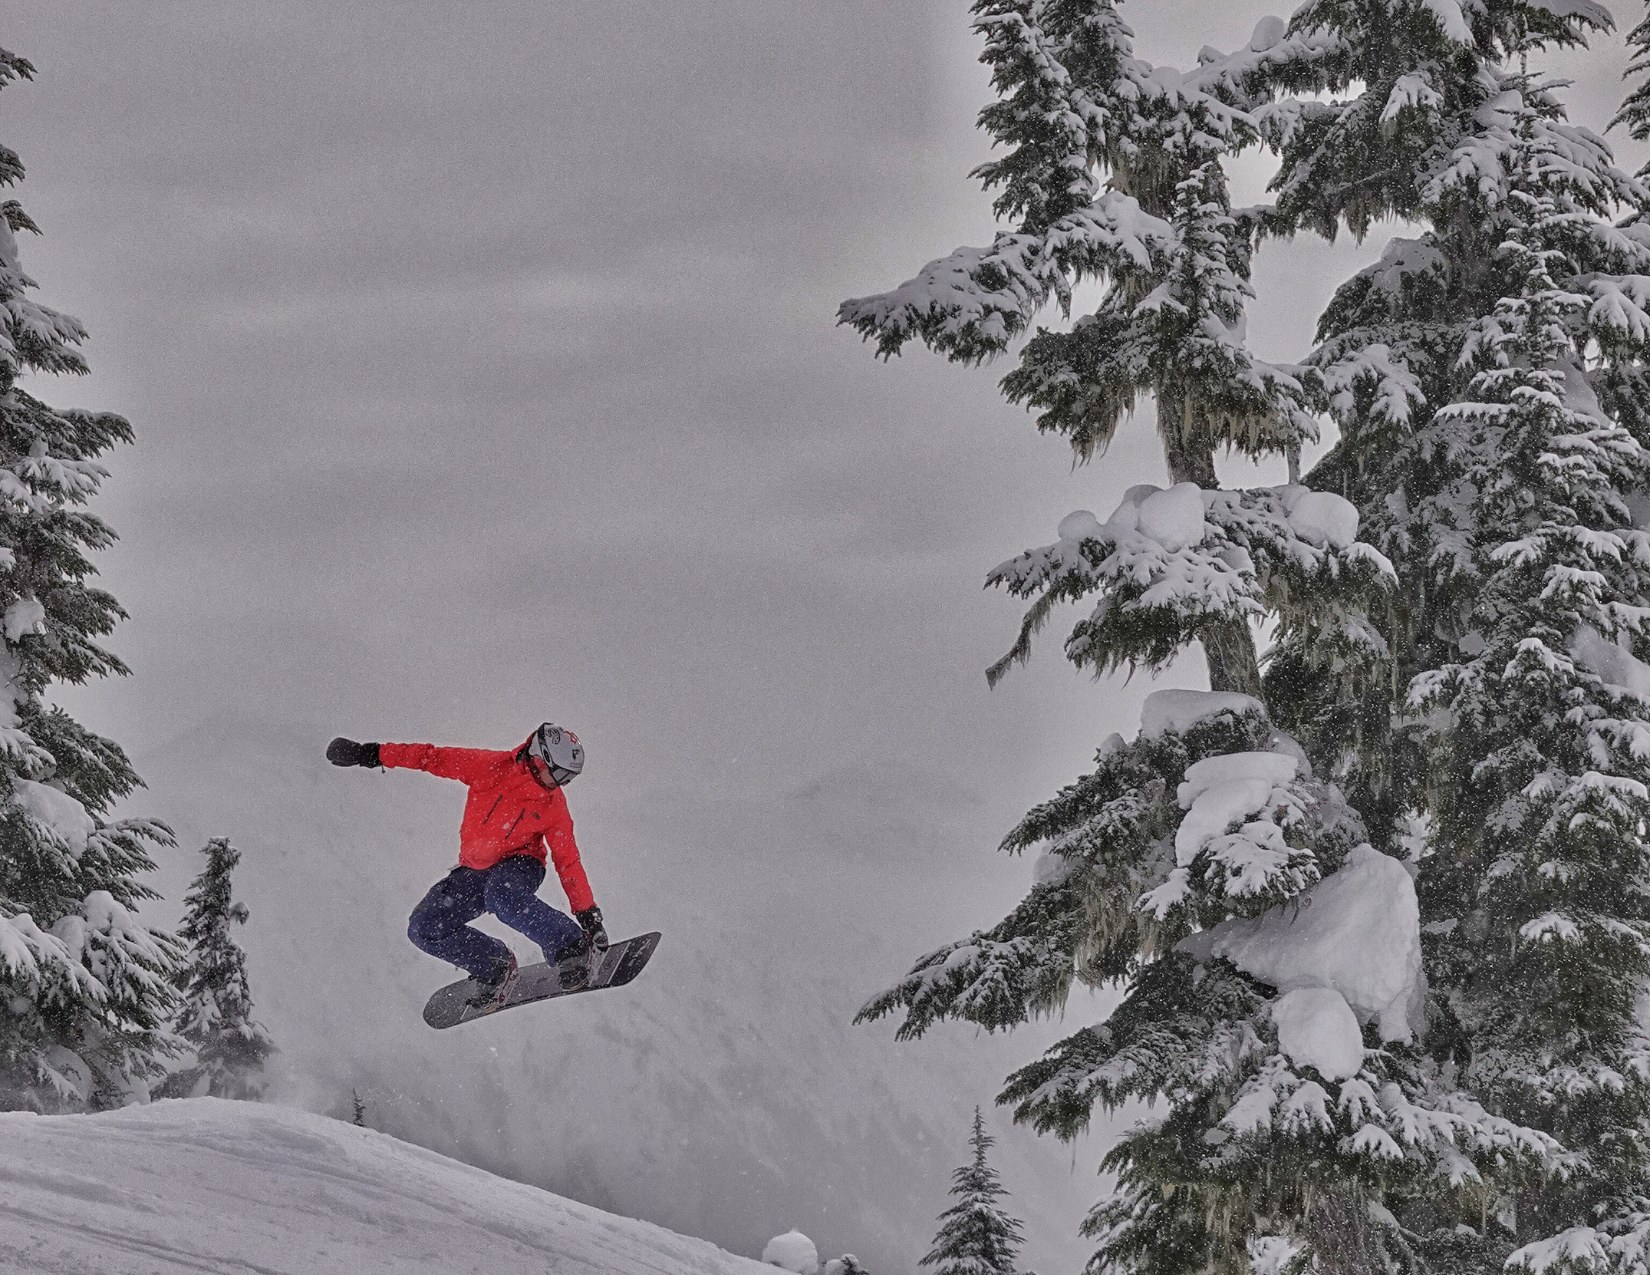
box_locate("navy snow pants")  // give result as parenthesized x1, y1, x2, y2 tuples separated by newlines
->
(408, 854, 585, 981)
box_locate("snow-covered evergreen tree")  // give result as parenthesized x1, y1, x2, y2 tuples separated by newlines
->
(1254, 0, 1629, 833)
(849, 5, 1650, 1275)
(1408, 144, 1650, 1272)
(160, 838, 274, 1100)
(1620, 3, 1650, 180)
(921, 1109, 1025, 1275)
(1248, 5, 1650, 1268)
(838, 0, 1319, 694)
(0, 46, 180, 1111)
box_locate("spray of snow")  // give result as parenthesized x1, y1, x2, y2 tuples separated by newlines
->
(1179, 843, 1424, 1044)
(1249, 1234, 1304, 1275)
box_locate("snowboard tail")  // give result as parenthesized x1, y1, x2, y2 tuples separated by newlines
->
(422, 931, 661, 1030)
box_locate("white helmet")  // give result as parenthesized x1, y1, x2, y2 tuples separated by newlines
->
(527, 723, 584, 787)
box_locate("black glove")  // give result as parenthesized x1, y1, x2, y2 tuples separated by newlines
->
(575, 905, 609, 951)
(326, 737, 381, 768)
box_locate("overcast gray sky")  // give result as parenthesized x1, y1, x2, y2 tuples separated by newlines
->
(0, 1, 1297, 814)
(0, 1, 1633, 818)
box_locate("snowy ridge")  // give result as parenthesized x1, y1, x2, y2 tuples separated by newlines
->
(0, 1097, 780, 1275)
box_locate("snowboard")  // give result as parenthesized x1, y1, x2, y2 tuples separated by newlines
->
(422, 931, 662, 1030)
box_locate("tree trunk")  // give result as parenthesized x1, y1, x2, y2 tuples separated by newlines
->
(1308, 1191, 1392, 1275)
(1157, 394, 1263, 697)
(1159, 393, 1218, 488)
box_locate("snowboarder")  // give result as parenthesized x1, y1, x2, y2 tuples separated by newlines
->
(326, 724, 609, 1007)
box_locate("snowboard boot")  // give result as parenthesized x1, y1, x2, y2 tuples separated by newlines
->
(554, 938, 593, 992)
(463, 951, 519, 1011)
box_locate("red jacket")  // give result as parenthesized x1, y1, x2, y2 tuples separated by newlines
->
(379, 740, 595, 913)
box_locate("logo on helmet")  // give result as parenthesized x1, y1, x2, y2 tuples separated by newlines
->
(528, 722, 584, 789)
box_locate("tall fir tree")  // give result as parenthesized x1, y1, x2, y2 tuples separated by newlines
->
(1253, 4, 1650, 1270)
(1403, 132, 1650, 1272)
(922, 1109, 1026, 1275)
(0, 46, 180, 1111)
(1612, 1, 1650, 181)
(160, 837, 274, 1100)
(837, 0, 1320, 694)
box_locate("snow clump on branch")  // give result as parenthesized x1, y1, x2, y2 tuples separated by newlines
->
(987, 481, 1392, 688)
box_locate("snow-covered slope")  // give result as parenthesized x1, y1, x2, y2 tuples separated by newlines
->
(116, 720, 1110, 1275)
(0, 1097, 779, 1274)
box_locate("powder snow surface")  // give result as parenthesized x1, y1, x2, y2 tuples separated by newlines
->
(1139, 689, 1264, 738)
(0, 1098, 781, 1275)
(1178, 843, 1423, 1043)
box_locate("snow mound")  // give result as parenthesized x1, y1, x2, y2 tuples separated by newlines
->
(2, 594, 44, 640)
(764, 1230, 821, 1274)
(1083, 482, 1358, 555)
(1249, 15, 1286, 51)
(1572, 622, 1650, 701)
(1178, 843, 1423, 1042)
(0, 1098, 781, 1275)
(1104, 482, 1207, 552)
(1277, 485, 1359, 550)
(1139, 689, 1265, 738)
(13, 776, 96, 856)
(1272, 986, 1364, 1080)
(1057, 509, 1104, 543)
(1174, 752, 1300, 868)
(1178, 751, 1300, 807)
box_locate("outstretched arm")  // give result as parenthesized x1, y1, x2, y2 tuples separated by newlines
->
(378, 742, 506, 783)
